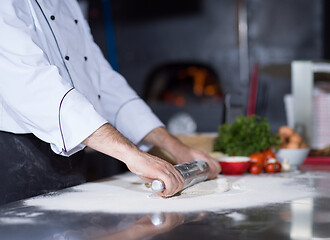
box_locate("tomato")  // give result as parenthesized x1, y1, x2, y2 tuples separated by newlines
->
(263, 148, 276, 160)
(264, 163, 275, 173)
(249, 152, 266, 166)
(249, 163, 263, 174)
(264, 162, 282, 173)
(274, 162, 282, 172)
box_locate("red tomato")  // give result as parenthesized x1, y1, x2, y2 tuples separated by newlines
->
(264, 163, 275, 173)
(263, 148, 276, 160)
(274, 162, 282, 172)
(249, 152, 266, 166)
(264, 162, 282, 173)
(249, 163, 263, 174)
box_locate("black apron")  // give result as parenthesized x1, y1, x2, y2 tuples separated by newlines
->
(0, 131, 86, 205)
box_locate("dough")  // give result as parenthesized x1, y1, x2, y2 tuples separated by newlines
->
(180, 178, 230, 195)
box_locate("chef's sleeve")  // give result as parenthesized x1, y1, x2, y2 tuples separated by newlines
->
(0, 3, 107, 156)
(81, 21, 164, 151)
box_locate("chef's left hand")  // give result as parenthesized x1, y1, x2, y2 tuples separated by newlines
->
(172, 145, 221, 180)
(143, 127, 221, 179)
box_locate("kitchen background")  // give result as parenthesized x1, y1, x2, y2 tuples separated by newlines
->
(79, 0, 329, 180)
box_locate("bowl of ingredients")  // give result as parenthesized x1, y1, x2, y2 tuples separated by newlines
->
(218, 156, 251, 175)
(275, 148, 310, 170)
(275, 126, 310, 170)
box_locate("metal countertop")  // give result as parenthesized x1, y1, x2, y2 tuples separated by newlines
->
(1, 166, 330, 240)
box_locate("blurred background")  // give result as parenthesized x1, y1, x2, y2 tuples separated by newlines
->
(79, 0, 330, 180)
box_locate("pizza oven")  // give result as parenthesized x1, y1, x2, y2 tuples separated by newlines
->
(142, 62, 225, 134)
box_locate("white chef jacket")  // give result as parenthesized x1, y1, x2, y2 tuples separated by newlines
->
(0, 0, 163, 156)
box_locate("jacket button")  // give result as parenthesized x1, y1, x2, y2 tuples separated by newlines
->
(98, 95, 101, 99)
(65, 56, 70, 61)
(84, 56, 88, 61)
(50, 15, 55, 20)
(74, 19, 78, 24)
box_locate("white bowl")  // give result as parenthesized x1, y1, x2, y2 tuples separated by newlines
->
(275, 148, 310, 170)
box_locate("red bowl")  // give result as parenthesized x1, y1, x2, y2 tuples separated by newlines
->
(218, 157, 251, 175)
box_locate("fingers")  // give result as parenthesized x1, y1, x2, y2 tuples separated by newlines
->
(205, 158, 221, 179)
(187, 149, 221, 179)
(127, 149, 221, 197)
(204, 157, 221, 179)
(138, 176, 154, 183)
(157, 165, 184, 197)
(128, 153, 185, 197)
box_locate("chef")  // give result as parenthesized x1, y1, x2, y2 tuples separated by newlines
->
(0, 0, 220, 205)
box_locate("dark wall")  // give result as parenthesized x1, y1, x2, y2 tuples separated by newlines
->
(110, 0, 240, 96)
(324, 0, 330, 59)
(89, 0, 324, 131)
(248, 0, 323, 131)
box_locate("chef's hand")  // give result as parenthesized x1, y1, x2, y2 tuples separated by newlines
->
(173, 146, 221, 180)
(82, 123, 185, 197)
(124, 150, 185, 197)
(143, 127, 221, 179)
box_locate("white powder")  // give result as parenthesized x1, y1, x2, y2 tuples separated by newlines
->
(180, 178, 230, 196)
(23, 172, 317, 213)
(0, 217, 36, 225)
(0, 211, 44, 225)
(226, 212, 247, 221)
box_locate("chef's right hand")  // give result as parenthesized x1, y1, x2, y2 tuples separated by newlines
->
(124, 151, 185, 197)
(81, 123, 184, 196)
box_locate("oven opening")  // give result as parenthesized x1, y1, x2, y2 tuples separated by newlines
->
(143, 62, 224, 134)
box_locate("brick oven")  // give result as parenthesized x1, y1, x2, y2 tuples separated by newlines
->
(143, 62, 224, 134)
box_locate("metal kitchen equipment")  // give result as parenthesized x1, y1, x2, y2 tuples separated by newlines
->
(291, 61, 330, 145)
(151, 159, 210, 195)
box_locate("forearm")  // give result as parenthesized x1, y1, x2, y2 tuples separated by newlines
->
(82, 123, 140, 164)
(143, 127, 188, 163)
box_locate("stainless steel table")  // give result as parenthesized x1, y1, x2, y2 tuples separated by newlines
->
(1, 166, 330, 240)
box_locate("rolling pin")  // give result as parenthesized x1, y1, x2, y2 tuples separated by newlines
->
(151, 159, 210, 196)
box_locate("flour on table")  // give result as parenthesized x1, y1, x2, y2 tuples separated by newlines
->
(23, 172, 318, 213)
(0, 217, 36, 225)
(180, 178, 230, 196)
(226, 212, 247, 221)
